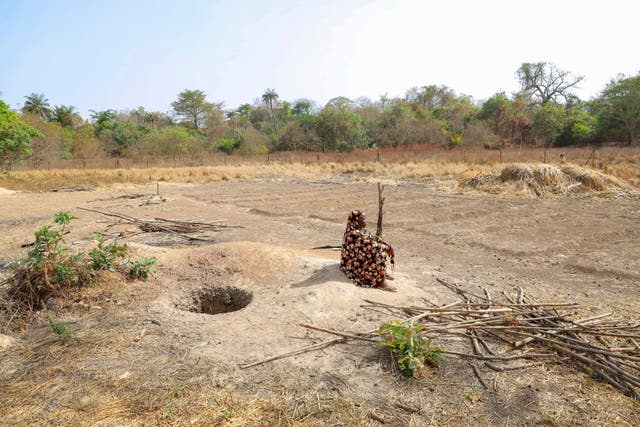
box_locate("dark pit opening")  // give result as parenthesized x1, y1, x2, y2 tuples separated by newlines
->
(189, 286, 253, 315)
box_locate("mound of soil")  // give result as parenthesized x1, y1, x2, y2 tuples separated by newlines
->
(462, 163, 633, 197)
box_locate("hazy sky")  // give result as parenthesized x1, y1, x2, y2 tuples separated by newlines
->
(1, 0, 638, 116)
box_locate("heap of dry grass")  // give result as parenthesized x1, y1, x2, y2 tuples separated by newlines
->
(462, 163, 636, 197)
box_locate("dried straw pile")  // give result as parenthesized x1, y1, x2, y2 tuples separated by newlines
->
(462, 163, 634, 197)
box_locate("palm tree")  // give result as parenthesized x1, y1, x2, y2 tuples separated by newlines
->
(51, 105, 77, 128)
(261, 88, 279, 139)
(23, 93, 52, 120)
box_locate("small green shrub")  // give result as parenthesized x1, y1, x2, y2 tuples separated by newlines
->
(124, 257, 157, 279)
(378, 320, 443, 378)
(89, 233, 127, 271)
(44, 304, 79, 343)
(218, 137, 242, 154)
(6, 211, 91, 308)
(4, 211, 157, 321)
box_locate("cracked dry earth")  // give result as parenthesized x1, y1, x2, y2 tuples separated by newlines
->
(1, 180, 639, 426)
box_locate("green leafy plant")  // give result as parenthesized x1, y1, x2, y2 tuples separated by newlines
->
(124, 257, 157, 279)
(89, 233, 127, 271)
(8, 211, 89, 308)
(43, 303, 79, 343)
(378, 320, 443, 378)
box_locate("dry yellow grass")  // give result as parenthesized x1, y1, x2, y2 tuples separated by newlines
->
(0, 160, 479, 192)
(3, 145, 638, 192)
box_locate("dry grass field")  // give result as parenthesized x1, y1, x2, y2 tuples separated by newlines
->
(1, 152, 639, 426)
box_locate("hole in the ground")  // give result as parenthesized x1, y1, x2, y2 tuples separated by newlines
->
(188, 286, 253, 315)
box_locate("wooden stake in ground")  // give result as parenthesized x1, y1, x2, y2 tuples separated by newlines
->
(375, 182, 385, 238)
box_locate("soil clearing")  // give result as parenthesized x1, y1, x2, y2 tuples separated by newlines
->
(1, 174, 639, 426)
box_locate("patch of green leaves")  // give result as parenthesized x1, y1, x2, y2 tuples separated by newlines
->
(124, 257, 157, 280)
(378, 320, 443, 378)
(43, 303, 79, 343)
(89, 233, 127, 271)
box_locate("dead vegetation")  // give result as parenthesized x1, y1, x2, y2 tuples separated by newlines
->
(461, 163, 637, 197)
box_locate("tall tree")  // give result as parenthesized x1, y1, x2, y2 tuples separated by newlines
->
(594, 74, 640, 145)
(0, 100, 42, 170)
(89, 109, 116, 136)
(532, 103, 566, 161)
(479, 92, 511, 137)
(261, 88, 279, 139)
(171, 89, 212, 132)
(292, 99, 313, 116)
(23, 93, 52, 120)
(516, 62, 583, 105)
(51, 105, 77, 128)
(325, 96, 354, 110)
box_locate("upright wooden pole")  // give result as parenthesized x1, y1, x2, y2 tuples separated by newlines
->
(375, 183, 385, 238)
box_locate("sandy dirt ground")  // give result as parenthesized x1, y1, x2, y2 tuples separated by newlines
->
(1, 179, 639, 426)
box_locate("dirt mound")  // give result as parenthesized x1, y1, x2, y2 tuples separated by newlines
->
(462, 163, 634, 197)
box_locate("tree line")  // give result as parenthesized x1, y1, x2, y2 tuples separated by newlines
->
(1, 62, 639, 169)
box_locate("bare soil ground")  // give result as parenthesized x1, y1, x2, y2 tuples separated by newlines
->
(1, 176, 639, 426)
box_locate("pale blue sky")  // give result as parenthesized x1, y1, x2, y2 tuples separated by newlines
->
(1, 0, 638, 116)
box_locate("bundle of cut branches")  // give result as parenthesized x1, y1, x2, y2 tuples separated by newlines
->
(241, 277, 640, 400)
(78, 207, 241, 241)
(359, 278, 640, 399)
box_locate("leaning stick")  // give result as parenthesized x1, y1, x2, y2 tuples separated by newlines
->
(375, 182, 385, 238)
(311, 245, 342, 250)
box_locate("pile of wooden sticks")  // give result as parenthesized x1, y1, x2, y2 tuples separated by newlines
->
(242, 277, 640, 400)
(360, 278, 640, 399)
(78, 207, 241, 241)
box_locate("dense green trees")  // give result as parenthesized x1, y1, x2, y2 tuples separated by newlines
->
(0, 101, 42, 169)
(594, 75, 640, 145)
(2, 65, 639, 167)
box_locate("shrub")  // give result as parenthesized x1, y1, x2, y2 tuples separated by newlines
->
(378, 320, 443, 378)
(218, 137, 242, 154)
(5, 211, 92, 308)
(44, 303, 79, 343)
(89, 233, 127, 271)
(3, 211, 155, 313)
(124, 257, 157, 279)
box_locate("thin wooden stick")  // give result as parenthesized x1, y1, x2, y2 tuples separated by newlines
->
(470, 363, 488, 389)
(298, 323, 378, 342)
(442, 351, 553, 361)
(239, 337, 345, 369)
